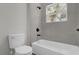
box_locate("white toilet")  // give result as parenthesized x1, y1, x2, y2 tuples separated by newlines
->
(8, 34, 32, 55)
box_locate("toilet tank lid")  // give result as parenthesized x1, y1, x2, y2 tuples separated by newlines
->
(8, 33, 25, 37)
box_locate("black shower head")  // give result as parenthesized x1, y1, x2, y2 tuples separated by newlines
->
(37, 6, 41, 10)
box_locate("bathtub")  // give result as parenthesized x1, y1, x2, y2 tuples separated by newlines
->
(32, 39, 79, 55)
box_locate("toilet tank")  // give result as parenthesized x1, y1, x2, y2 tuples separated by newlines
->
(8, 34, 25, 48)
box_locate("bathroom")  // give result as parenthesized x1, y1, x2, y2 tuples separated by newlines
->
(0, 3, 79, 55)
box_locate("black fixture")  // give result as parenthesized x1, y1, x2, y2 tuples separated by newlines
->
(36, 28, 41, 36)
(76, 28, 79, 31)
(37, 34, 41, 36)
(37, 6, 41, 10)
(36, 28, 40, 32)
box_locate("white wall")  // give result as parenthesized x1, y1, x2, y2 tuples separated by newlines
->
(0, 3, 27, 54)
(41, 3, 79, 46)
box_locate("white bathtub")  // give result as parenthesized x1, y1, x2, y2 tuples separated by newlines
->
(32, 39, 79, 55)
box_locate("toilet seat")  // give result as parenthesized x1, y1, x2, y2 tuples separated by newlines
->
(15, 45, 32, 55)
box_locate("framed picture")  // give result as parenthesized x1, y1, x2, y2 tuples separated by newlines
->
(46, 3, 67, 23)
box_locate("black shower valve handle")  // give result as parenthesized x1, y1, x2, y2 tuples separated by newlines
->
(36, 28, 40, 32)
(76, 28, 79, 31)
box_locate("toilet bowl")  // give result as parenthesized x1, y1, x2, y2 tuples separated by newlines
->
(15, 45, 32, 55)
(8, 34, 32, 55)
